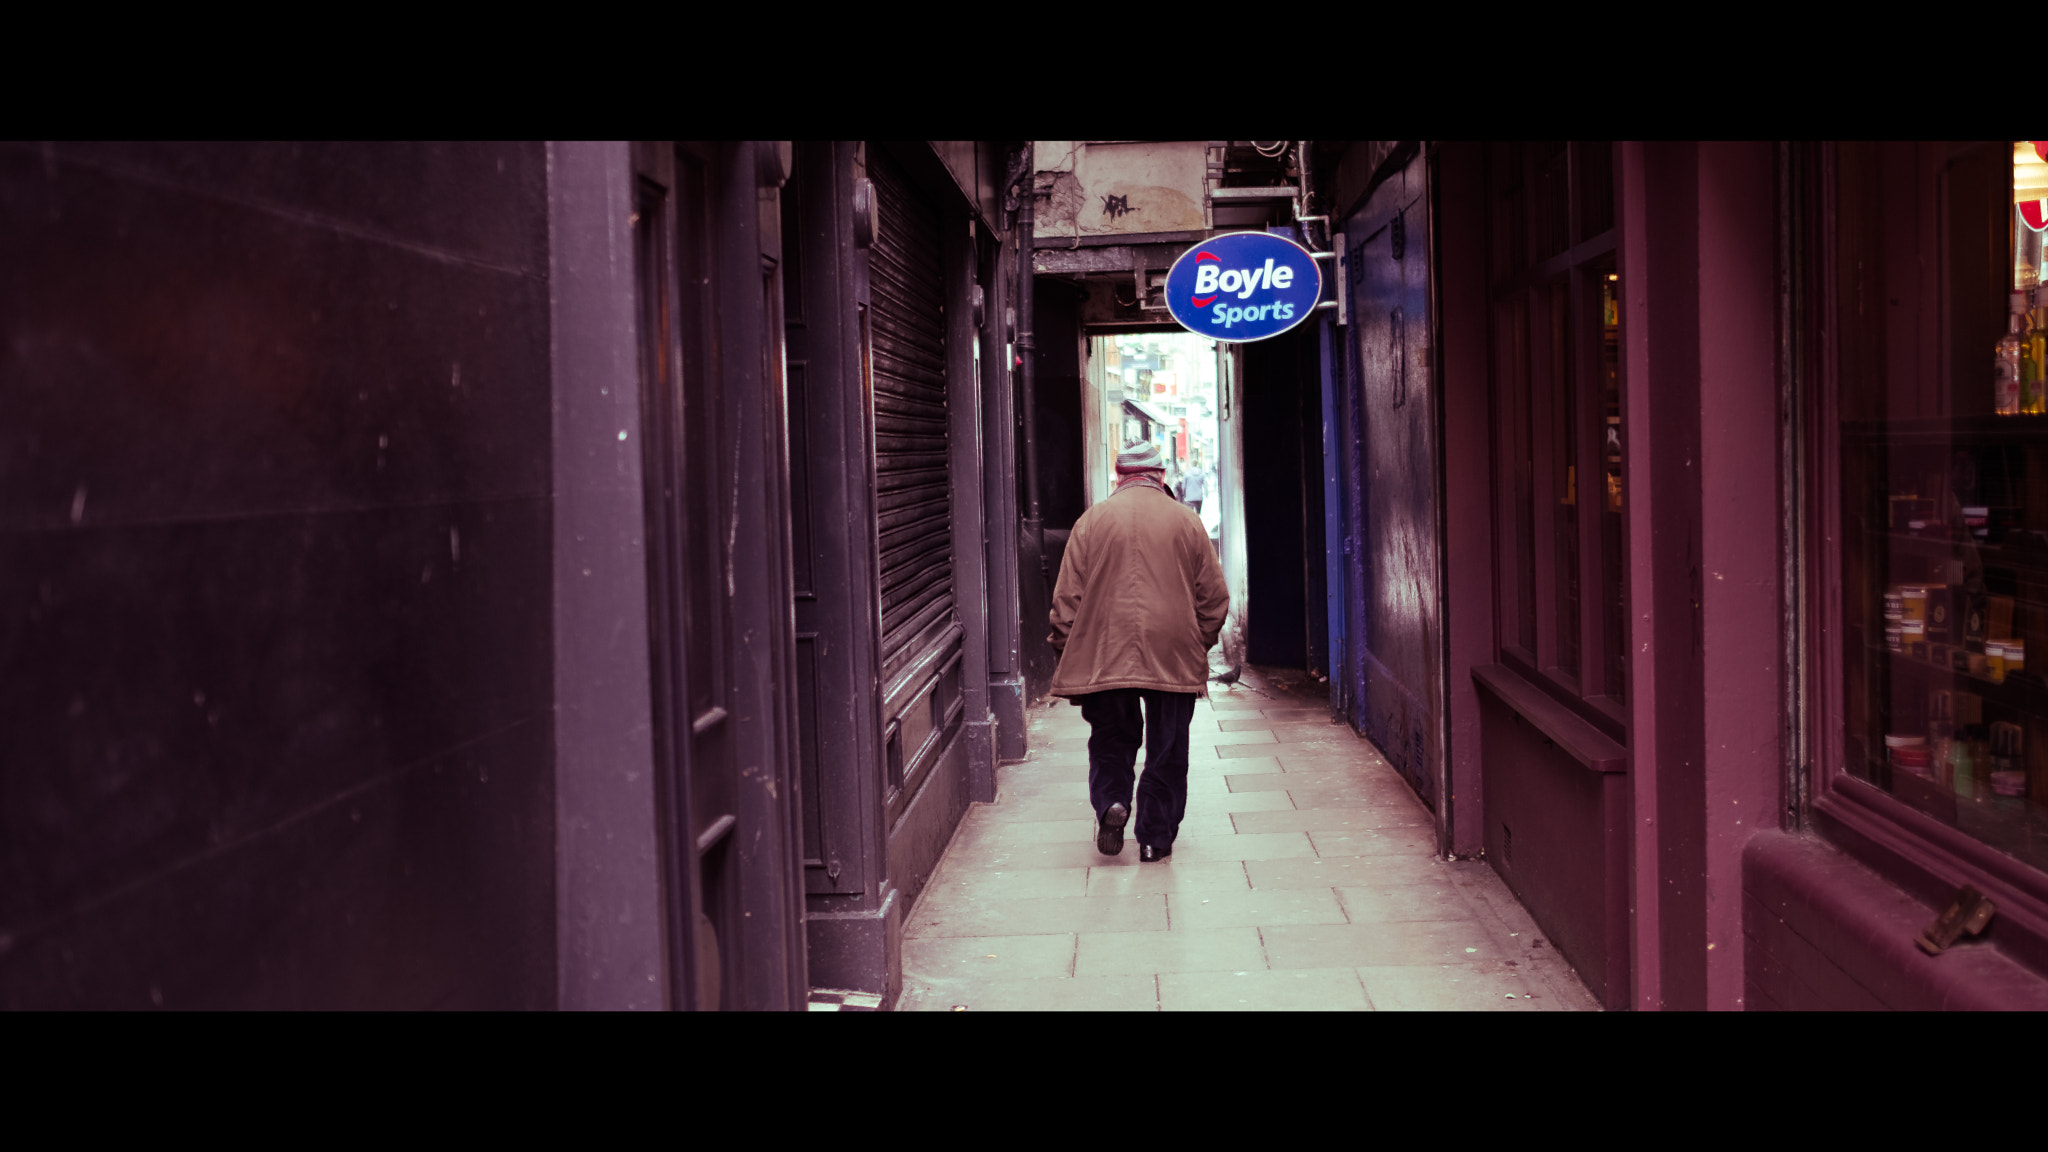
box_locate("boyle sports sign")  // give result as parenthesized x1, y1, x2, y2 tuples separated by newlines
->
(1163, 230, 1322, 343)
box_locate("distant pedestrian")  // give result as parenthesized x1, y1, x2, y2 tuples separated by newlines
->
(1048, 441, 1230, 861)
(1180, 466, 1207, 515)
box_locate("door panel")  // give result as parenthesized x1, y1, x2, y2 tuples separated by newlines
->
(782, 143, 872, 899)
(1342, 153, 1444, 813)
(633, 141, 741, 1008)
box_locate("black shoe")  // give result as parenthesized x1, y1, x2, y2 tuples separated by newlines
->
(1095, 803, 1128, 856)
(1140, 843, 1172, 862)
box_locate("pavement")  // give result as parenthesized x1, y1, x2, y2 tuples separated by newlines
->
(893, 667, 1602, 1012)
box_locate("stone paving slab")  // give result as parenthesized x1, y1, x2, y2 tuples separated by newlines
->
(898, 974, 1160, 1012)
(1260, 920, 1505, 968)
(991, 771, 1091, 793)
(1283, 783, 1425, 810)
(1358, 962, 1548, 1010)
(1335, 882, 1480, 924)
(1259, 708, 1333, 722)
(1152, 831, 1319, 863)
(977, 795, 1097, 822)
(1224, 769, 1408, 794)
(950, 817, 1097, 848)
(1214, 742, 1285, 758)
(904, 933, 1077, 981)
(1245, 854, 1413, 889)
(907, 893, 1167, 939)
(1275, 750, 1395, 769)
(1074, 927, 1267, 977)
(1205, 789, 1297, 814)
(1166, 887, 1348, 931)
(926, 865, 1090, 901)
(1192, 755, 1282, 774)
(1264, 722, 1367, 743)
(997, 765, 1091, 788)
(1159, 967, 1373, 1011)
(1294, 849, 1452, 885)
(1307, 828, 1440, 858)
(1230, 805, 1433, 834)
(974, 840, 1147, 870)
(1152, 811, 1236, 841)
(1085, 859, 1250, 896)
(887, 685, 1600, 1012)
(1264, 738, 1382, 757)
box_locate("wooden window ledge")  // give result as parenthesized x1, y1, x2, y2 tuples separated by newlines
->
(1472, 663, 1627, 774)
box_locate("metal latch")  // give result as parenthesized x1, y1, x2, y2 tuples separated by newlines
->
(1916, 884, 1996, 955)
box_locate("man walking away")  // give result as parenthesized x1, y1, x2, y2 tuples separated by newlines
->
(1048, 442, 1231, 861)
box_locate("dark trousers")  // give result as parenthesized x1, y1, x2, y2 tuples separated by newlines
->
(1079, 688, 1197, 848)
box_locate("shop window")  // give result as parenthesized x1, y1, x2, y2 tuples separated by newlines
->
(1488, 142, 1626, 726)
(1823, 141, 2048, 877)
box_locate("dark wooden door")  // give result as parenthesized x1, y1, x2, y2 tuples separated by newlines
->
(631, 141, 743, 1010)
(781, 142, 875, 902)
(1341, 151, 1444, 815)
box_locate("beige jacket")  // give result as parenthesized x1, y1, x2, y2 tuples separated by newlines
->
(1048, 483, 1230, 697)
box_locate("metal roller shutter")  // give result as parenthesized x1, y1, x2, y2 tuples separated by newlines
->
(867, 148, 955, 668)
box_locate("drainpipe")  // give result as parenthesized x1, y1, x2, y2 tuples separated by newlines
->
(1017, 143, 1044, 581)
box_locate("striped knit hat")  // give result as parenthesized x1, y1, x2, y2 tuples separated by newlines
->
(1115, 442, 1166, 472)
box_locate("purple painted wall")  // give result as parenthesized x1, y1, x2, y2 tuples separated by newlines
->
(1438, 139, 2048, 1009)
(1619, 141, 1710, 1009)
(1476, 684, 1631, 1007)
(1746, 831, 2048, 1009)
(1693, 141, 1785, 1007)
(1435, 142, 1493, 858)
(1, 143, 559, 1009)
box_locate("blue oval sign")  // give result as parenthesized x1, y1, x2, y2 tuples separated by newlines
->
(1164, 230, 1322, 342)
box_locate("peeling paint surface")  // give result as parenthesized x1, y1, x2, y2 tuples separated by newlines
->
(1033, 142, 1208, 242)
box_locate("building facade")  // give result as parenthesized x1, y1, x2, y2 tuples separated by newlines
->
(1319, 140, 2048, 1009)
(14, 138, 2048, 1010)
(1, 140, 1024, 1009)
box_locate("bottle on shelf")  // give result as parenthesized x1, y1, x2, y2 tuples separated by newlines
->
(1997, 291, 2027, 416)
(1989, 721, 2027, 799)
(1928, 690, 1959, 788)
(2028, 289, 2048, 415)
(1952, 736, 1978, 800)
(2031, 282, 2048, 412)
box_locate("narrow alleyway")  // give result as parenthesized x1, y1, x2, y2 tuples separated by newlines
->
(896, 669, 1602, 1011)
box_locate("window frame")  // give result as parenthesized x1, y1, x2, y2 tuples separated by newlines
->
(1802, 139, 2048, 971)
(1486, 141, 1628, 740)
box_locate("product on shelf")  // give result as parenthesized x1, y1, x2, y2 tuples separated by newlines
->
(1902, 585, 1928, 622)
(1998, 291, 2028, 416)
(1989, 721, 2027, 797)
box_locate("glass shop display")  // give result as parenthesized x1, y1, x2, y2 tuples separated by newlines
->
(1840, 141, 2048, 874)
